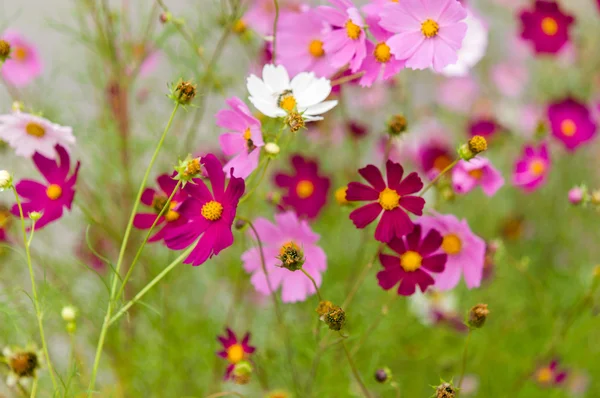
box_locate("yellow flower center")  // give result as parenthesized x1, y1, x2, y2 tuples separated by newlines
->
(232, 19, 247, 34)
(46, 184, 62, 200)
(308, 40, 325, 58)
(442, 233, 462, 255)
(335, 186, 348, 205)
(400, 250, 423, 272)
(25, 122, 45, 138)
(345, 20, 361, 40)
(0, 209, 11, 229)
(378, 187, 400, 211)
(421, 19, 439, 38)
(13, 47, 27, 61)
(541, 17, 558, 36)
(433, 155, 452, 172)
(537, 367, 553, 383)
(164, 201, 180, 222)
(374, 42, 391, 63)
(468, 168, 484, 180)
(560, 119, 577, 137)
(296, 180, 314, 199)
(529, 159, 546, 177)
(226, 344, 245, 364)
(278, 94, 297, 112)
(243, 128, 252, 141)
(201, 200, 223, 221)
(280, 241, 300, 256)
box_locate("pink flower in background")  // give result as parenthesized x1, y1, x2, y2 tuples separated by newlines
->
(491, 63, 529, 98)
(547, 98, 597, 151)
(420, 213, 485, 291)
(317, 0, 367, 72)
(512, 142, 551, 192)
(468, 118, 501, 139)
(216, 328, 256, 380)
(437, 76, 479, 113)
(10, 145, 80, 230)
(0, 30, 43, 87)
(567, 187, 583, 205)
(452, 158, 504, 196)
(380, 0, 468, 72)
(519, 1, 574, 55)
(534, 360, 568, 387)
(244, 0, 304, 36)
(217, 97, 264, 179)
(407, 123, 456, 180)
(165, 155, 245, 266)
(242, 211, 327, 303)
(133, 173, 189, 243)
(0, 112, 76, 159)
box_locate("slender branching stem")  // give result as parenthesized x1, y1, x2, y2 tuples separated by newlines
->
(341, 340, 372, 398)
(456, 330, 472, 397)
(419, 159, 459, 197)
(301, 268, 322, 301)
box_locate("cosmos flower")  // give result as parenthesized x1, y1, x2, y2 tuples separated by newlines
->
(346, 160, 425, 242)
(419, 213, 486, 291)
(133, 173, 189, 243)
(468, 118, 502, 139)
(10, 145, 80, 230)
(380, 0, 468, 72)
(441, 9, 488, 77)
(452, 158, 505, 197)
(216, 328, 256, 380)
(547, 98, 597, 151)
(377, 224, 447, 296)
(519, 1, 575, 55)
(165, 154, 245, 266)
(406, 122, 456, 180)
(0, 30, 43, 87)
(247, 64, 338, 121)
(243, 0, 304, 37)
(534, 360, 568, 387)
(2, 345, 42, 388)
(242, 211, 327, 303)
(317, 0, 367, 72)
(0, 112, 76, 159)
(512, 142, 551, 192)
(437, 76, 479, 113)
(490, 63, 529, 98)
(274, 155, 330, 219)
(217, 96, 264, 179)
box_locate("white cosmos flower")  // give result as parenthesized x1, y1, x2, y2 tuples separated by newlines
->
(441, 10, 488, 77)
(409, 290, 457, 326)
(247, 64, 338, 122)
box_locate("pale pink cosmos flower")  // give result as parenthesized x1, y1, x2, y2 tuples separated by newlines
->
(242, 211, 327, 303)
(217, 97, 264, 179)
(491, 63, 529, 98)
(0, 112, 75, 159)
(420, 212, 486, 291)
(244, 0, 305, 37)
(512, 142, 551, 192)
(452, 158, 505, 196)
(437, 76, 479, 113)
(380, 0, 468, 72)
(1, 30, 43, 87)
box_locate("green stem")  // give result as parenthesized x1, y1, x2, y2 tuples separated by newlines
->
(419, 159, 458, 197)
(12, 188, 59, 392)
(87, 102, 179, 396)
(351, 294, 397, 356)
(239, 158, 271, 205)
(29, 377, 38, 398)
(456, 330, 472, 397)
(301, 268, 322, 301)
(271, 0, 279, 63)
(341, 340, 372, 398)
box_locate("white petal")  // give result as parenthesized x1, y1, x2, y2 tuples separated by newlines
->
(290, 72, 317, 99)
(295, 77, 333, 108)
(249, 96, 285, 118)
(247, 74, 274, 102)
(303, 115, 324, 122)
(300, 100, 338, 116)
(262, 64, 290, 93)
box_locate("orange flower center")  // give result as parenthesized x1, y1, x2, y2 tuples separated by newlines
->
(296, 180, 314, 199)
(13, 47, 27, 61)
(201, 200, 223, 221)
(529, 159, 546, 177)
(536, 367, 553, 383)
(25, 122, 45, 138)
(378, 187, 400, 211)
(400, 250, 423, 272)
(46, 184, 62, 200)
(442, 233, 462, 255)
(226, 344, 245, 364)
(232, 19, 247, 34)
(560, 119, 577, 137)
(421, 19, 439, 38)
(164, 201, 180, 222)
(243, 128, 252, 141)
(308, 40, 325, 57)
(345, 20, 361, 40)
(433, 155, 452, 172)
(541, 17, 558, 36)
(374, 42, 391, 63)
(468, 168, 484, 180)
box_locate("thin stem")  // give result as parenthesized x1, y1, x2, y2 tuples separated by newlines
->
(391, 381, 401, 398)
(342, 244, 383, 310)
(271, 0, 279, 63)
(331, 72, 365, 87)
(87, 103, 180, 396)
(341, 340, 372, 398)
(351, 294, 397, 356)
(419, 159, 458, 197)
(301, 268, 322, 301)
(12, 188, 59, 392)
(238, 159, 271, 205)
(456, 330, 472, 396)
(29, 377, 38, 398)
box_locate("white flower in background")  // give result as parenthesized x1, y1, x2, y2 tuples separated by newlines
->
(0, 170, 12, 190)
(441, 10, 488, 77)
(409, 290, 458, 326)
(247, 64, 338, 122)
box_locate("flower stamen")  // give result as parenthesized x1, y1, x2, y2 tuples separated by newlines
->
(201, 200, 224, 221)
(46, 184, 62, 200)
(400, 250, 422, 272)
(560, 119, 577, 137)
(374, 42, 391, 63)
(308, 40, 325, 57)
(296, 180, 314, 199)
(541, 17, 558, 36)
(25, 122, 45, 138)
(345, 20, 361, 40)
(442, 233, 462, 255)
(421, 19, 440, 38)
(378, 187, 400, 211)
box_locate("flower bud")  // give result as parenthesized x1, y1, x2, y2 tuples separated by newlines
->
(435, 382, 457, 398)
(316, 300, 335, 317)
(61, 306, 77, 322)
(284, 112, 305, 133)
(568, 186, 585, 205)
(0, 40, 10, 61)
(467, 303, 489, 329)
(458, 135, 487, 161)
(232, 19, 247, 34)
(11, 101, 23, 112)
(159, 12, 171, 23)
(375, 367, 392, 383)
(325, 305, 346, 331)
(590, 189, 600, 206)
(7, 350, 39, 378)
(388, 114, 407, 136)
(0, 170, 12, 191)
(265, 142, 280, 155)
(234, 219, 247, 230)
(66, 322, 77, 334)
(28, 212, 42, 221)
(231, 360, 253, 385)
(277, 241, 305, 271)
(170, 79, 197, 105)
(174, 155, 202, 186)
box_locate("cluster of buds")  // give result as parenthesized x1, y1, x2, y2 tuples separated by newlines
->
(387, 114, 408, 136)
(61, 305, 77, 334)
(174, 155, 202, 186)
(568, 185, 600, 208)
(0, 170, 13, 191)
(458, 135, 488, 161)
(231, 360, 253, 385)
(277, 241, 305, 271)
(169, 79, 197, 105)
(0, 39, 10, 63)
(467, 303, 489, 329)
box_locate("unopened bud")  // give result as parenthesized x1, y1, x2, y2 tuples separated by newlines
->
(0, 40, 10, 61)
(234, 219, 247, 230)
(171, 80, 196, 105)
(174, 155, 202, 186)
(568, 186, 585, 205)
(458, 135, 487, 161)
(232, 19, 247, 34)
(324, 305, 346, 331)
(28, 212, 42, 221)
(467, 303, 489, 329)
(590, 189, 600, 206)
(66, 321, 77, 334)
(11, 101, 23, 112)
(435, 382, 457, 398)
(316, 300, 335, 317)
(0, 170, 12, 191)
(265, 142, 280, 155)
(231, 360, 253, 385)
(159, 12, 171, 23)
(375, 367, 392, 383)
(388, 114, 407, 136)
(61, 306, 77, 322)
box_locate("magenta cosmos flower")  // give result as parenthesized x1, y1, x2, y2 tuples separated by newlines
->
(317, 0, 367, 72)
(380, 0, 468, 72)
(377, 224, 447, 296)
(347, 160, 425, 242)
(534, 360, 568, 387)
(1, 30, 43, 87)
(133, 173, 189, 243)
(242, 211, 327, 303)
(547, 98, 597, 151)
(519, 1, 574, 55)
(10, 145, 80, 230)
(512, 142, 550, 192)
(419, 213, 485, 291)
(217, 97, 264, 179)
(274, 155, 330, 219)
(468, 118, 502, 139)
(164, 154, 245, 266)
(216, 328, 256, 380)
(452, 158, 504, 197)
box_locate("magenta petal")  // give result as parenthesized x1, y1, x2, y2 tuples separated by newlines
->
(217, 351, 228, 359)
(141, 188, 156, 206)
(346, 182, 379, 201)
(157, 174, 177, 195)
(397, 274, 417, 296)
(375, 210, 396, 243)
(421, 253, 447, 273)
(385, 160, 404, 191)
(133, 213, 160, 229)
(33, 204, 64, 230)
(413, 268, 435, 293)
(387, 236, 406, 256)
(358, 164, 386, 191)
(32, 151, 60, 183)
(396, 172, 423, 195)
(399, 196, 425, 216)
(349, 202, 382, 229)
(165, 221, 205, 250)
(419, 228, 443, 256)
(201, 154, 226, 200)
(377, 268, 402, 290)
(382, 207, 414, 241)
(15, 180, 47, 199)
(185, 179, 214, 203)
(379, 253, 400, 269)
(185, 226, 218, 266)
(406, 224, 422, 251)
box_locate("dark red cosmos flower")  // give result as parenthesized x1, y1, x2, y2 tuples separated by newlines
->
(346, 160, 425, 242)
(216, 328, 256, 380)
(274, 155, 330, 219)
(377, 225, 447, 296)
(519, 1, 575, 54)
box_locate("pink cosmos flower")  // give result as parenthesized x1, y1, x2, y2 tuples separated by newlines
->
(512, 142, 550, 192)
(377, 224, 447, 296)
(380, 0, 468, 72)
(407, 123, 456, 180)
(419, 213, 485, 291)
(519, 1, 574, 55)
(468, 117, 501, 139)
(317, 0, 367, 72)
(491, 63, 529, 98)
(437, 76, 479, 113)
(452, 158, 505, 197)
(0, 112, 76, 159)
(133, 173, 189, 243)
(347, 160, 425, 242)
(10, 145, 80, 230)
(568, 187, 583, 205)
(1, 30, 43, 87)
(244, 0, 304, 37)
(216, 328, 256, 380)
(242, 211, 327, 303)
(534, 360, 568, 387)
(547, 98, 597, 152)
(274, 155, 330, 220)
(165, 155, 245, 266)
(217, 97, 264, 179)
